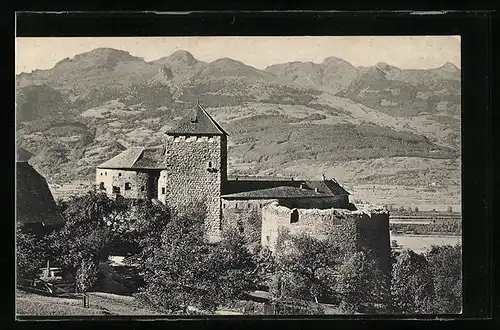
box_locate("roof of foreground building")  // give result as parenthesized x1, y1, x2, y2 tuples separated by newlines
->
(221, 177, 350, 199)
(16, 162, 65, 227)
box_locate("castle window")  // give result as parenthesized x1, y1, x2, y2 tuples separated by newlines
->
(100, 172, 103, 176)
(112, 186, 121, 194)
(118, 172, 122, 177)
(125, 182, 131, 191)
(162, 187, 166, 195)
(223, 203, 226, 208)
(235, 203, 238, 209)
(266, 236, 270, 243)
(290, 209, 299, 224)
(259, 203, 262, 208)
(141, 186, 145, 192)
(105, 172, 107, 176)
(99, 182, 105, 190)
(208, 161, 212, 168)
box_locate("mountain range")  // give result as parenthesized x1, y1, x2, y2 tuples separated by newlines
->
(16, 48, 461, 204)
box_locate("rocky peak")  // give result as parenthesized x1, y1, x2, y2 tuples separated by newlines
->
(168, 50, 197, 65)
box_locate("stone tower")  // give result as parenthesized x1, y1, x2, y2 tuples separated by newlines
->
(158, 101, 228, 241)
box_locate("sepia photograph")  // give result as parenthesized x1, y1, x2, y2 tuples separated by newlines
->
(15, 35, 462, 317)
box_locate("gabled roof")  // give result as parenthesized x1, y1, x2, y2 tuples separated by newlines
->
(166, 102, 228, 136)
(16, 147, 34, 163)
(222, 177, 350, 199)
(97, 146, 166, 170)
(16, 162, 65, 226)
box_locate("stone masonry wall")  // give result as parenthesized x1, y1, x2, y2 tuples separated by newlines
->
(261, 202, 390, 274)
(95, 168, 152, 200)
(221, 198, 277, 244)
(163, 135, 225, 241)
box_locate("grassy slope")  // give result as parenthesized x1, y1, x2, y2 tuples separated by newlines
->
(16, 290, 159, 317)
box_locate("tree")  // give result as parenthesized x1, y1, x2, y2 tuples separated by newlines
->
(135, 209, 260, 314)
(115, 199, 171, 256)
(426, 245, 462, 314)
(16, 226, 46, 284)
(338, 251, 389, 313)
(271, 232, 341, 304)
(391, 250, 434, 314)
(251, 246, 276, 289)
(76, 257, 98, 294)
(47, 190, 129, 278)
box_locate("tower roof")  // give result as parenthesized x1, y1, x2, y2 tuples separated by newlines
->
(166, 102, 228, 136)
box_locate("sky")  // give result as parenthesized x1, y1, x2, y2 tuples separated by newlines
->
(15, 36, 461, 74)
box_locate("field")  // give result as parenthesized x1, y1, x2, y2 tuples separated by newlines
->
(391, 234, 461, 254)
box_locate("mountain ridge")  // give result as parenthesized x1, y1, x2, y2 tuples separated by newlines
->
(16, 47, 461, 200)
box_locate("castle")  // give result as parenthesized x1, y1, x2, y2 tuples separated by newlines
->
(96, 101, 390, 271)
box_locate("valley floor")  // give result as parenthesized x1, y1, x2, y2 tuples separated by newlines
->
(390, 234, 461, 254)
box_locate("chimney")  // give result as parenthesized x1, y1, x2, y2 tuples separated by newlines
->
(322, 174, 326, 181)
(190, 109, 197, 123)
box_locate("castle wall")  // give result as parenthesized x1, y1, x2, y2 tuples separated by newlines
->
(221, 198, 277, 244)
(261, 202, 390, 274)
(162, 134, 226, 241)
(96, 168, 156, 200)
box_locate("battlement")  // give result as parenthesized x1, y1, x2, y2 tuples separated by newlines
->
(261, 201, 391, 274)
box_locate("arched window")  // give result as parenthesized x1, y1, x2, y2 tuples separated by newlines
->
(290, 209, 299, 224)
(99, 182, 105, 190)
(208, 161, 212, 168)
